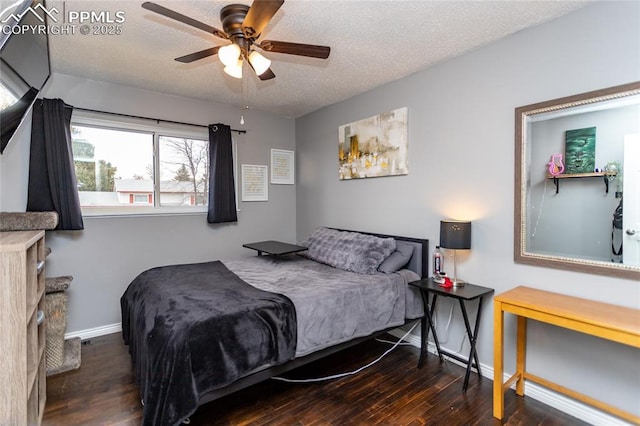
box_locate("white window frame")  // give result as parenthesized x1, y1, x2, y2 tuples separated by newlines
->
(71, 110, 239, 218)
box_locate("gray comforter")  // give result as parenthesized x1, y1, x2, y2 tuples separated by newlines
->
(224, 255, 422, 356)
(121, 255, 422, 426)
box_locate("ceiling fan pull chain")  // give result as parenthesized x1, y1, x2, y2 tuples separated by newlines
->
(241, 65, 248, 125)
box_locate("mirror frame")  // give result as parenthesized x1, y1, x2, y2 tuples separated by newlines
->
(514, 81, 640, 280)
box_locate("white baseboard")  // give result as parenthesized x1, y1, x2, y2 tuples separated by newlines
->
(388, 328, 632, 426)
(65, 322, 122, 341)
(65, 323, 630, 425)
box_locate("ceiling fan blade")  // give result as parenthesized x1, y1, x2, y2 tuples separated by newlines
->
(258, 68, 276, 81)
(175, 46, 221, 63)
(142, 2, 227, 39)
(242, 0, 284, 38)
(260, 40, 330, 59)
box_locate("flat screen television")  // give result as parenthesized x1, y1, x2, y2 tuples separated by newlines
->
(0, 0, 51, 154)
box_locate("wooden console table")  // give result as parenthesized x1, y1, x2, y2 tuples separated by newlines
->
(493, 286, 640, 424)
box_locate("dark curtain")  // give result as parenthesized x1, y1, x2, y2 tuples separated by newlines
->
(207, 123, 237, 223)
(27, 98, 84, 230)
(0, 86, 38, 154)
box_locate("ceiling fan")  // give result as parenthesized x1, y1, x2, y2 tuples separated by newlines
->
(141, 0, 331, 81)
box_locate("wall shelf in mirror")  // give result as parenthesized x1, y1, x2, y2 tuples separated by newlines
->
(545, 171, 616, 194)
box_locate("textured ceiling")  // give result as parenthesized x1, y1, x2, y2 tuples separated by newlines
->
(47, 0, 589, 118)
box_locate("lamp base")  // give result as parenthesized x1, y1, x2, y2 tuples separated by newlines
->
(452, 279, 466, 287)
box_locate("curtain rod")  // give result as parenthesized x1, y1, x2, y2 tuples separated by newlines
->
(71, 106, 247, 134)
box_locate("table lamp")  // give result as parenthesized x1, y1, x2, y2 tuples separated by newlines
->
(440, 220, 471, 287)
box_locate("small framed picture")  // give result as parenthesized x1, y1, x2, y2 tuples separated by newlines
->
(241, 164, 268, 201)
(270, 149, 294, 185)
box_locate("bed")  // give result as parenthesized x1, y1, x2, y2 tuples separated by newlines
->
(121, 227, 428, 426)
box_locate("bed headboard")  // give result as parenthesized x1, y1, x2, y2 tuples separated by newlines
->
(332, 228, 429, 279)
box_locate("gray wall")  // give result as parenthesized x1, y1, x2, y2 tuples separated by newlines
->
(0, 73, 297, 334)
(295, 1, 639, 419)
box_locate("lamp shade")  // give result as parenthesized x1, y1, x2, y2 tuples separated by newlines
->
(440, 220, 471, 250)
(218, 43, 241, 67)
(248, 51, 271, 76)
(223, 59, 243, 79)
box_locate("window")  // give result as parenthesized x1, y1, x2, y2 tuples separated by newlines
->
(133, 194, 151, 204)
(158, 136, 209, 207)
(70, 112, 219, 216)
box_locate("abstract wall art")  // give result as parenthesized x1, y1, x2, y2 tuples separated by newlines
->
(338, 107, 408, 180)
(565, 127, 596, 174)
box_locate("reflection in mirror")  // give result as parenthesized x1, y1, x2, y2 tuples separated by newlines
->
(515, 82, 640, 279)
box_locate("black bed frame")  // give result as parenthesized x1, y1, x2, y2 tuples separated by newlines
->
(199, 229, 429, 407)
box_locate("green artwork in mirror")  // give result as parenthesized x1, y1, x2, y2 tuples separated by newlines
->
(564, 127, 596, 174)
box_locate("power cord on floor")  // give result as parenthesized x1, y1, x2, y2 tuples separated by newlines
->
(271, 322, 418, 383)
(374, 337, 413, 346)
(458, 330, 469, 354)
(426, 302, 469, 364)
(433, 303, 454, 345)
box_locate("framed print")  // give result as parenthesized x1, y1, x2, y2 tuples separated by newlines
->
(241, 164, 268, 201)
(338, 107, 408, 180)
(271, 149, 295, 184)
(564, 127, 596, 174)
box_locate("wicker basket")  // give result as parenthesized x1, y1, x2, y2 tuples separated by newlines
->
(45, 292, 68, 370)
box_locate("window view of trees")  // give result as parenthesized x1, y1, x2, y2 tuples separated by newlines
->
(70, 124, 209, 211)
(159, 136, 209, 206)
(174, 164, 191, 181)
(72, 135, 117, 192)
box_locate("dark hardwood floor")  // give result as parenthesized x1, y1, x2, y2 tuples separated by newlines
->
(43, 333, 588, 425)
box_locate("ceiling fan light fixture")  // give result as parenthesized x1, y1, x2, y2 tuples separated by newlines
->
(223, 59, 243, 79)
(142, 1, 330, 82)
(219, 43, 241, 67)
(248, 51, 271, 76)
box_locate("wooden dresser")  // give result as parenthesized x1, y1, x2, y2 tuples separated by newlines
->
(1, 230, 47, 425)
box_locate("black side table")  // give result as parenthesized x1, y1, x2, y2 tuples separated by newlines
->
(242, 240, 308, 256)
(409, 278, 494, 392)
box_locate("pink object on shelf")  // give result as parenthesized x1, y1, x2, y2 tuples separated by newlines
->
(548, 153, 565, 176)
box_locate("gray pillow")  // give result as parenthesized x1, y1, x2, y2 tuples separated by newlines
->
(378, 241, 414, 274)
(303, 227, 396, 274)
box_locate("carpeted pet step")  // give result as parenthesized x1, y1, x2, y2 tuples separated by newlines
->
(46, 337, 81, 376)
(0, 211, 59, 231)
(46, 275, 73, 294)
(45, 291, 68, 369)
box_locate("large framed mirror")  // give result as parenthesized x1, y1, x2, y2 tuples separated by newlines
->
(515, 81, 640, 279)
